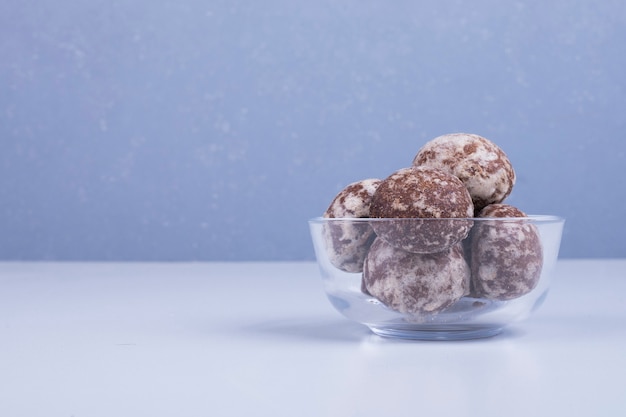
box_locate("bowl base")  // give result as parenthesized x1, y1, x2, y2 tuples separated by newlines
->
(368, 325, 503, 341)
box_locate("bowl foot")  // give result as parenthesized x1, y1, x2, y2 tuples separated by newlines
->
(368, 325, 503, 341)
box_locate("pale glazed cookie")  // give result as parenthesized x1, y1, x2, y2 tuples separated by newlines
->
(369, 167, 474, 253)
(412, 133, 516, 211)
(322, 179, 382, 272)
(470, 204, 543, 300)
(363, 238, 470, 315)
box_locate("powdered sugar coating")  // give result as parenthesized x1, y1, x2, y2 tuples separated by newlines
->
(322, 179, 381, 272)
(324, 179, 382, 218)
(369, 167, 474, 253)
(470, 204, 543, 300)
(412, 133, 516, 211)
(363, 238, 470, 315)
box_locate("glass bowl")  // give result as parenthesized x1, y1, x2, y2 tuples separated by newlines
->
(309, 215, 564, 341)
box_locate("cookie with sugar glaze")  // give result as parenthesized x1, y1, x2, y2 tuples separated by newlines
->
(412, 133, 515, 212)
(363, 238, 470, 315)
(369, 166, 474, 253)
(470, 204, 543, 300)
(323, 179, 382, 272)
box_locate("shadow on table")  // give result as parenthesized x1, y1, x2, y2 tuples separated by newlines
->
(243, 317, 372, 343)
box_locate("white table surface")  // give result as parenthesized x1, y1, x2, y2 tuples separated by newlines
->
(1, 260, 625, 417)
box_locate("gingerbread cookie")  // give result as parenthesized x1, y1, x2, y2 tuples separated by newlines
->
(470, 204, 543, 300)
(412, 133, 515, 211)
(322, 179, 381, 272)
(363, 238, 470, 314)
(369, 167, 473, 253)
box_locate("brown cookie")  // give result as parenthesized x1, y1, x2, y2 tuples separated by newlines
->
(322, 179, 381, 272)
(412, 133, 516, 211)
(363, 238, 470, 315)
(470, 204, 543, 300)
(324, 179, 382, 219)
(369, 167, 474, 253)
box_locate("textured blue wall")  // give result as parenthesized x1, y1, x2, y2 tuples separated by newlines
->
(1, 0, 625, 260)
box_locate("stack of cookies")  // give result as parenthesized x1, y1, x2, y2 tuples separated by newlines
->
(322, 133, 543, 315)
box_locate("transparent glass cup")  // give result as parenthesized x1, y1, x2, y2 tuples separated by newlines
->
(309, 215, 565, 340)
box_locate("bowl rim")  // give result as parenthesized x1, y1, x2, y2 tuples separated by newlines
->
(309, 215, 565, 224)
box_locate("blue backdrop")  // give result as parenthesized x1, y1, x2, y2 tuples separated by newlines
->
(1, 0, 625, 260)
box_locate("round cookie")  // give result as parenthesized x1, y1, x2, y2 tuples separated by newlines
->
(322, 179, 382, 272)
(477, 203, 527, 219)
(363, 238, 470, 315)
(369, 167, 474, 253)
(470, 204, 543, 300)
(412, 133, 516, 211)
